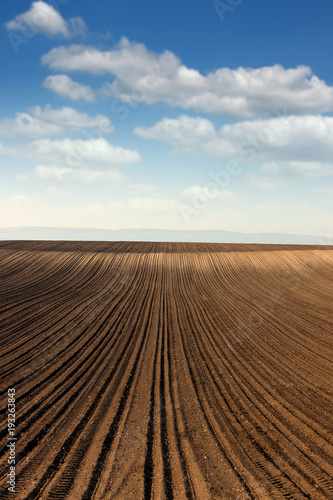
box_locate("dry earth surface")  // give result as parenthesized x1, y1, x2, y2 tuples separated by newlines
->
(0, 241, 332, 499)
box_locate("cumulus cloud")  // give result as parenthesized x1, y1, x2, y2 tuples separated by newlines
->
(204, 115, 333, 163)
(1, 138, 140, 181)
(0, 113, 58, 138)
(23, 138, 140, 169)
(14, 137, 139, 187)
(5, 1, 86, 39)
(135, 115, 215, 153)
(33, 165, 73, 181)
(135, 114, 333, 164)
(42, 38, 179, 75)
(41, 39, 333, 117)
(43, 74, 95, 101)
(31, 105, 113, 132)
(0, 106, 113, 138)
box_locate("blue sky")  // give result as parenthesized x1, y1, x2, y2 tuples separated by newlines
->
(0, 0, 332, 237)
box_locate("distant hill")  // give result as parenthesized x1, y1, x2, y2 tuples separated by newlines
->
(0, 227, 331, 245)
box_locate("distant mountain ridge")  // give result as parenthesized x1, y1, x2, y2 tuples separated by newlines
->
(0, 227, 331, 245)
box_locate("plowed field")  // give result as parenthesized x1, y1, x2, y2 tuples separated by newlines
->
(0, 241, 332, 499)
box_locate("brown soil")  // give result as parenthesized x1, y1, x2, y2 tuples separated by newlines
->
(0, 241, 332, 499)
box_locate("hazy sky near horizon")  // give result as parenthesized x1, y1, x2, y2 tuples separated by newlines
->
(1, 0, 333, 236)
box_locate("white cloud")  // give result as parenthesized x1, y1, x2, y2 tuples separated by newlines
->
(24, 138, 140, 168)
(33, 164, 73, 181)
(72, 168, 125, 184)
(135, 115, 215, 153)
(249, 162, 289, 191)
(0, 106, 113, 138)
(204, 115, 333, 163)
(42, 38, 179, 75)
(26, 165, 126, 185)
(0, 113, 61, 138)
(287, 161, 333, 176)
(5, 1, 86, 39)
(249, 160, 333, 190)
(258, 160, 333, 178)
(31, 105, 113, 132)
(2, 138, 140, 175)
(41, 39, 333, 117)
(43, 75, 95, 101)
(135, 114, 333, 164)
(249, 175, 290, 191)
(0, 143, 16, 156)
